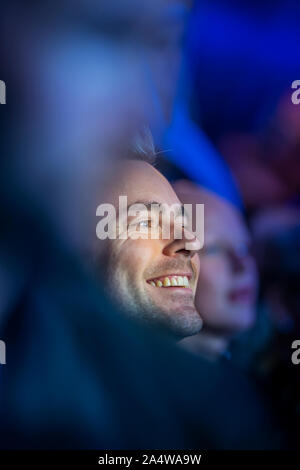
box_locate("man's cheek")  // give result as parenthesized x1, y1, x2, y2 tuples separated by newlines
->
(118, 242, 149, 272)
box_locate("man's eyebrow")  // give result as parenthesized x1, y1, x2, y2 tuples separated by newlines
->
(127, 201, 161, 211)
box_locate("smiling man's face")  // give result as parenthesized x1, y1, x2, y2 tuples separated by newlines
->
(97, 161, 202, 338)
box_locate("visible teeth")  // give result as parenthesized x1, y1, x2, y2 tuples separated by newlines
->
(149, 276, 190, 288)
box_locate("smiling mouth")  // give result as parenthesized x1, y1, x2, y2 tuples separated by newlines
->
(147, 274, 191, 288)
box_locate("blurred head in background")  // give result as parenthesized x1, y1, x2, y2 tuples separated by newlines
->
(94, 134, 202, 339)
(174, 181, 258, 358)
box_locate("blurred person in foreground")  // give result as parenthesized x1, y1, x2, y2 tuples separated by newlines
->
(173, 180, 258, 360)
(0, 0, 169, 256)
(94, 132, 203, 340)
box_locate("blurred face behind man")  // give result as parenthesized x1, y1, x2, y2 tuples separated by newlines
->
(96, 161, 202, 339)
(174, 181, 258, 337)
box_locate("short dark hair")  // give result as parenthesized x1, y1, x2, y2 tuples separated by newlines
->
(128, 126, 157, 164)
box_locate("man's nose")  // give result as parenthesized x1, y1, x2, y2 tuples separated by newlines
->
(162, 228, 201, 258)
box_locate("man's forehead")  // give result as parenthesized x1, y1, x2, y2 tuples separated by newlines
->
(124, 200, 184, 216)
(112, 161, 180, 204)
